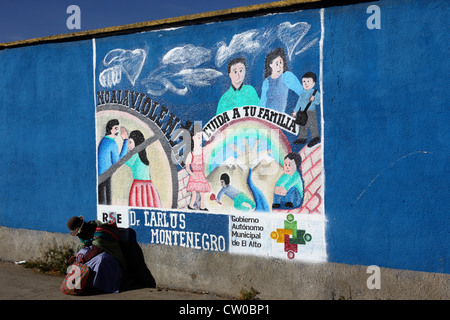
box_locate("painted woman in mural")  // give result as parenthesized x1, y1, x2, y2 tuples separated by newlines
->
(259, 47, 304, 114)
(125, 130, 161, 208)
(186, 124, 211, 211)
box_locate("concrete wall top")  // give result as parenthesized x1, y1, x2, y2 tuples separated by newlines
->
(1, 0, 328, 49)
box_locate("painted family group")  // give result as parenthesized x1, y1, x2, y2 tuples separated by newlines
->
(195, 47, 321, 212)
(97, 47, 321, 214)
(216, 47, 321, 148)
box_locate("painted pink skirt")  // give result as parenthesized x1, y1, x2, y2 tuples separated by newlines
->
(129, 180, 161, 208)
(186, 153, 211, 193)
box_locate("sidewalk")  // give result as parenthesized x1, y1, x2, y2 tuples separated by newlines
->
(0, 260, 227, 300)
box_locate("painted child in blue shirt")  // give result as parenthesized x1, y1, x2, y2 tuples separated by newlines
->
(216, 173, 256, 212)
(292, 72, 321, 147)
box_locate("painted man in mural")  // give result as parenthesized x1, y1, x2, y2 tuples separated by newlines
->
(97, 119, 129, 205)
(216, 57, 260, 115)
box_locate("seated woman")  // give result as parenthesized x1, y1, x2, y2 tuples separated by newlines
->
(272, 153, 304, 209)
(67, 216, 126, 294)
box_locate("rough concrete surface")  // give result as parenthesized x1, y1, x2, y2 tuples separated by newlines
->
(0, 0, 321, 49)
(1, 262, 446, 320)
(0, 227, 448, 300)
(0, 260, 226, 300)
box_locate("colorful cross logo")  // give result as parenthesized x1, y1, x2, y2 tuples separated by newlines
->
(270, 214, 312, 259)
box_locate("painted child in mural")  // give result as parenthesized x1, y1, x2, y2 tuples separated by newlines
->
(215, 173, 256, 212)
(259, 47, 303, 114)
(272, 152, 304, 210)
(97, 119, 129, 205)
(186, 124, 211, 211)
(216, 57, 260, 115)
(125, 130, 161, 208)
(292, 72, 321, 147)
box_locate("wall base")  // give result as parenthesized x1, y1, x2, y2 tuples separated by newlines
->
(1, 226, 448, 300)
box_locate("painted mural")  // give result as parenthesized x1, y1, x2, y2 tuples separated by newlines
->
(95, 8, 326, 262)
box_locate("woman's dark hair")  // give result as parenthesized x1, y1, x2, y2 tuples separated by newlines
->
(190, 121, 203, 151)
(129, 130, 149, 166)
(263, 47, 289, 79)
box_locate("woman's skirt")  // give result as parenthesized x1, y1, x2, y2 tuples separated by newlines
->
(129, 179, 161, 208)
(186, 171, 211, 193)
(76, 246, 122, 293)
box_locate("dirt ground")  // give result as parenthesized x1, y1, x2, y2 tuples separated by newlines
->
(0, 260, 227, 300)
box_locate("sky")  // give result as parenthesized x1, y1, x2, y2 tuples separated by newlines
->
(0, 0, 275, 43)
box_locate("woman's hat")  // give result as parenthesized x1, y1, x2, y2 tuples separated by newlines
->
(67, 216, 84, 236)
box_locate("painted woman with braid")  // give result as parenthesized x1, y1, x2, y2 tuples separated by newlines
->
(126, 130, 161, 208)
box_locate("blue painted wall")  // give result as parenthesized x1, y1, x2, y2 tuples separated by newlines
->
(0, 0, 448, 273)
(0, 41, 98, 232)
(323, 0, 449, 274)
